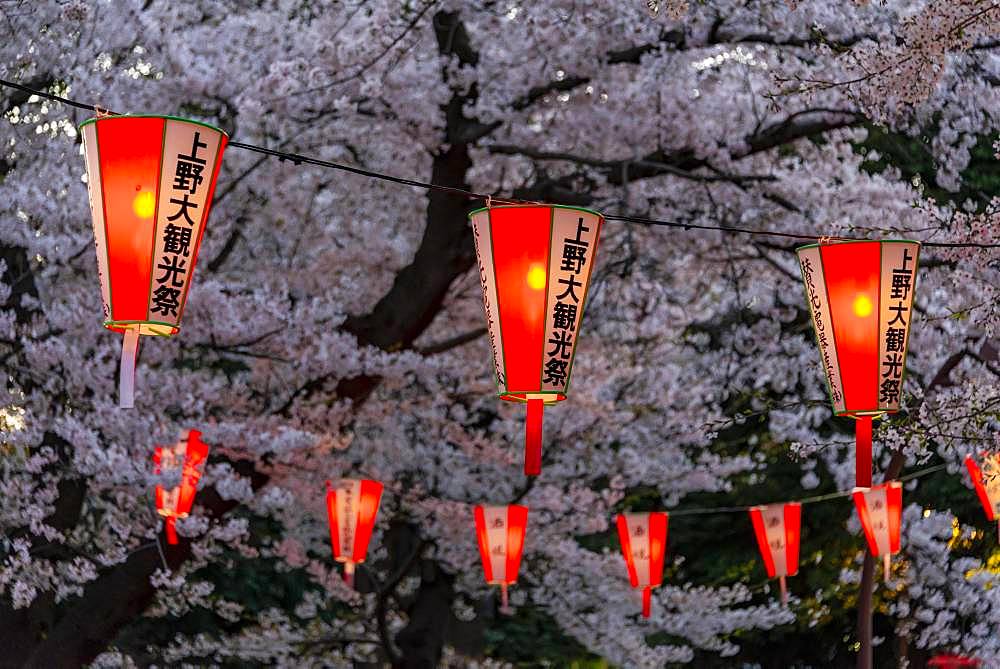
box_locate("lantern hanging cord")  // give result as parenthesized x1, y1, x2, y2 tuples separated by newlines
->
(666, 462, 950, 517)
(3, 78, 999, 250)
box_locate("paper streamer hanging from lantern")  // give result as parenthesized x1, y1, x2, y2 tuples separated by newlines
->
(965, 453, 1000, 542)
(326, 479, 383, 588)
(616, 512, 668, 618)
(469, 205, 603, 476)
(853, 481, 902, 582)
(153, 429, 209, 545)
(749, 502, 800, 606)
(797, 239, 921, 487)
(80, 115, 228, 408)
(474, 504, 528, 614)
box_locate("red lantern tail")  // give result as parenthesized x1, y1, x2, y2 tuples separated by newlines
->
(641, 587, 651, 618)
(119, 327, 140, 409)
(525, 399, 543, 476)
(165, 516, 178, 545)
(856, 415, 873, 488)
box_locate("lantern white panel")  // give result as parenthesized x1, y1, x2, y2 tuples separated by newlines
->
(981, 453, 1000, 517)
(483, 505, 509, 584)
(541, 208, 601, 394)
(862, 487, 892, 556)
(471, 211, 508, 393)
(797, 246, 847, 413)
(876, 242, 920, 412)
(146, 120, 224, 327)
(334, 479, 362, 561)
(760, 505, 789, 578)
(624, 513, 652, 587)
(82, 123, 112, 321)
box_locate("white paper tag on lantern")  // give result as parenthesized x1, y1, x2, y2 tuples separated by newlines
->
(797, 246, 847, 414)
(335, 479, 362, 560)
(483, 505, 509, 584)
(471, 210, 508, 392)
(81, 123, 112, 320)
(876, 242, 919, 413)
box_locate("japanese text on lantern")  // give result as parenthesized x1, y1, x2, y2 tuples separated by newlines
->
(877, 244, 918, 410)
(471, 217, 506, 389)
(541, 212, 599, 393)
(797, 249, 846, 411)
(147, 122, 221, 326)
(340, 483, 355, 554)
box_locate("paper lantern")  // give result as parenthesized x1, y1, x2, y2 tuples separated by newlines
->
(928, 655, 981, 668)
(616, 512, 668, 617)
(474, 504, 528, 614)
(326, 479, 383, 588)
(80, 115, 228, 408)
(469, 205, 604, 476)
(797, 240, 921, 487)
(153, 429, 209, 545)
(749, 502, 801, 605)
(965, 453, 1000, 541)
(853, 481, 902, 582)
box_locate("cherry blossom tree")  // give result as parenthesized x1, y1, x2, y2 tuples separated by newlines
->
(1, 1, 998, 666)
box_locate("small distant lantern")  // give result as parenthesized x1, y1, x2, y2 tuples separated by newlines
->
(749, 502, 801, 606)
(965, 453, 1000, 541)
(468, 205, 604, 476)
(797, 240, 921, 487)
(616, 512, 668, 618)
(80, 115, 228, 408)
(474, 504, 529, 614)
(153, 429, 209, 545)
(853, 481, 903, 582)
(326, 479, 383, 588)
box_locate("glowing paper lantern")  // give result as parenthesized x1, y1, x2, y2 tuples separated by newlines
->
(80, 115, 228, 408)
(928, 655, 981, 668)
(474, 504, 528, 614)
(965, 453, 1000, 541)
(469, 205, 604, 476)
(326, 479, 383, 588)
(853, 481, 902, 582)
(153, 429, 209, 545)
(616, 512, 668, 617)
(797, 240, 921, 487)
(749, 502, 801, 605)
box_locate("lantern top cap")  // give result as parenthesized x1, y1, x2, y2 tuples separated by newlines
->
(467, 203, 603, 220)
(750, 501, 801, 510)
(78, 114, 229, 137)
(795, 238, 920, 252)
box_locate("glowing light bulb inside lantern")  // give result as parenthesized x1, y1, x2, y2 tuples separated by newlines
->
(526, 263, 546, 290)
(132, 190, 155, 219)
(853, 294, 873, 317)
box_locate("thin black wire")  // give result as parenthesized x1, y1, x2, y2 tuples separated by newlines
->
(3, 78, 998, 250)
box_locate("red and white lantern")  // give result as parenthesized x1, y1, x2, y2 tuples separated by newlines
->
(749, 502, 801, 605)
(797, 240, 920, 487)
(469, 205, 603, 476)
(928, 655, 981, 668)
(965, 453, 1000, 541)
(326, 479, 383, 588)
(474, 504, 529, 614)
(153, 429, 209, 545)
(853, 481, 903, 581)
(616, 512, 668, 618)
(80, 115, 228, 408)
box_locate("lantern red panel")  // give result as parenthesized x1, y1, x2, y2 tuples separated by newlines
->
(616, 512, 668, 618)
(474, 504, 529, 614)
(469, 205, 604, 476)
(749, 502, 800, 605)
(965, 453, 1000, 541)
(153, 429, 209, 545)
(326, 479, 383, 588)
(797, 240, 921, 487)
(80, 115, 228, 409)
(853, 481, 903, 582)
(928, 655, 981, 668)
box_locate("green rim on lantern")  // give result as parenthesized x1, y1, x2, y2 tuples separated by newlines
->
(794, 238, 920, 251)
(467, 203, 604, 220)
(78, 114, 230, 137)
(104, 320, 178, 336)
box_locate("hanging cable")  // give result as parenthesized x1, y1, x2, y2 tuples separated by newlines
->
(2, 78, 998, 250)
